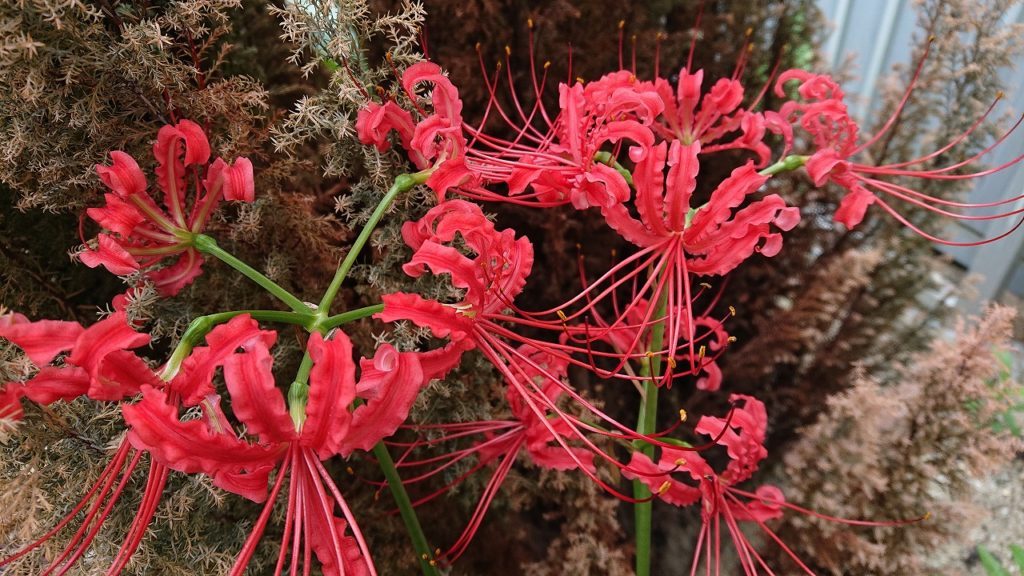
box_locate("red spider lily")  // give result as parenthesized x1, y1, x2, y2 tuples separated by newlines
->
(80, 120, 255, 295)
(624, 394, 922, 575)
(378, 200, 686, 441)
(776, 50, 1024, 240)
(378, 200, 700, 504)
(121, 314, 442, 575)
(533, 140, 796, 385)
(602, 140, 800, 276)
(500, 71, 662, 209)
(387, 344, 597, 564)
(0, 309, 169, 576)
(358, 61, 477, 198)
(358, 54, 664, 208)
(645, 66, 790, 167)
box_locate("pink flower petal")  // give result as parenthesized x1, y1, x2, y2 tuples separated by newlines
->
(96, 151, 147, 198)
(224, 343, 295, 445)
(80, 234, 141, 276)
(0, 316, 84, 366)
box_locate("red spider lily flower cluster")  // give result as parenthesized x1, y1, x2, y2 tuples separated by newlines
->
(350, 27, 1022, 573)
(4, 18, 1022, 575)
(81, 119, 255, 295)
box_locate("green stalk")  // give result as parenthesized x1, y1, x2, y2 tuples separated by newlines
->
(307, 172, 436, 574)
(759, 154, 808, 176)
(161, 309, 314, 380)
(321, 303, 385, 331)
(594, 150, 635, 187)
(193, 234, 310, 315)
(316, 171, 430, 323)
(632, 285, 669, 576)
(373, 440, 442, 575)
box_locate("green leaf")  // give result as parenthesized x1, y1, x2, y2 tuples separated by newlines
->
(1010, 544, 1024, 571)
(978, 545, 1010, 576)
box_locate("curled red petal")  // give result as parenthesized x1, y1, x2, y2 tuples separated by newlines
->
(805, 149, 848, 187)
(68, 311, 150, 379)
(87, 193, 146, 237)
(378, 292, 474, 343)
(124, 385, 283, 502)
(402, 61, 464, 121)
(694, 394, 768, 485)
(213, 464, 277, 503)
(300, 332, 357, 459)
(221, 157, 255, 203)
(96, 151, 148, 198)
(622, 450, 702, 507)
(223, 343, 295, 445)
(357, 101, 417, 154)
(154, 120, 211, 219)
(834, 186, 876, 228)
(340, 345, 425, 456)
(146, 250, 205, 296)
(426, 157, 478, 201)
(90, 349, 161, 401)
(571, 162, 630, 210)
(172, 314, 277, 406)
(664, 140, 701, 231)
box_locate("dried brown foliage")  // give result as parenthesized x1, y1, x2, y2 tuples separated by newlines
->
(774, 306, 1021, 575)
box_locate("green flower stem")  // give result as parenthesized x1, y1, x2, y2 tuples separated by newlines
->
(594, 150, 635, 187)
(193, 234, 310, 315)
(161, 309, 314, 380)
(315, 170, 431, 325)
(373, 437, 442, 575)
(321, 303, 385, 331)
(759, 154, 808, 176)
(307, 171, 436, 574)
(632, 284, 669, 576)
